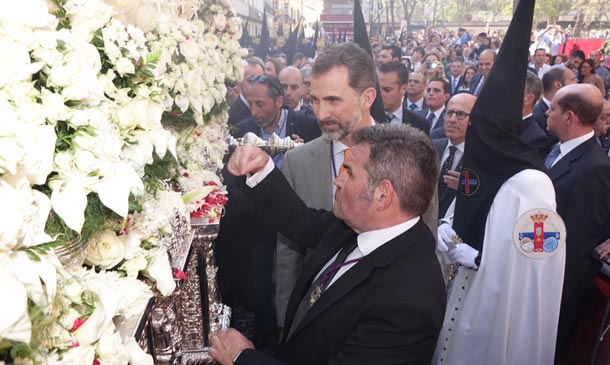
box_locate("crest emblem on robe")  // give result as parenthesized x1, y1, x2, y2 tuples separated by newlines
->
(513, 209, 566, 258)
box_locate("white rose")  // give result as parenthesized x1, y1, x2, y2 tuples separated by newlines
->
(115, 276, 152, 318)
(73, 149, 99, 174)
(85, 231, 126, 269)
(174, 94, 189, 112)
(180, 39, 200, 63)
(120, 253, 148, 278)
(96, 329, 130, 365)
(115, 57, 135, 76)
(133, 4, 158, 34)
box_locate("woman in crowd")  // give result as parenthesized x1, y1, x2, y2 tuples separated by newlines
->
(422, 52, 447, 82)
(578, 58, 606, 98)
(458, 65, 478, 92)
(552, 54, 567, 65)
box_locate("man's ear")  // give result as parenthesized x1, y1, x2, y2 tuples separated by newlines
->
(360, 87, 377, 110)
(375, 180, 395, 211)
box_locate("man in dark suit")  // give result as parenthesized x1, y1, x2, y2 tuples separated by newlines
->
(403, 71, 427, 112)
(533, 67, 578, 144)
(233, 75, 321, 151)
(433, 93, 476, 219)
(545, 84, 610, 351)
(210, 124, 446, 365)
(377, 62, 430, 134)
(518, 71, 550, 159)
(469, 49, 495, 96)
(447, 58, 466, 95)
(416, 77, 450, 139)
(228, 58, 265, 126)
(274, 44, 439, 332)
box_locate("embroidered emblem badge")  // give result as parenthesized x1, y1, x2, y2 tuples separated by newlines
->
(513, 208, 566, 258)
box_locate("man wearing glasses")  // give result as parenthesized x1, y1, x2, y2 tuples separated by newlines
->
(433, 93, 476, 219)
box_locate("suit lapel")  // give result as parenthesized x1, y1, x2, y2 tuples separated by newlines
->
(549, 138, 595, 181)
(307, 139, 333, 208)
(285, 221, 426, 341)
(283, 226, 355, 340)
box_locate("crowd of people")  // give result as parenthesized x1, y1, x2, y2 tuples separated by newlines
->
(211, 4, 610, 363)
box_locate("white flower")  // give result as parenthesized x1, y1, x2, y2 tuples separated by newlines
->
(0, 268, 31, 344)
(119, 252, 147, 278)
(0, 39, 44, 88)
(0, 177, 52, 250)
(115, 276, 152, 318)
(85, 231, 126, 269)
(146, 249, 175, 296)
(96, 329, 130, 365)
(64, 0, 113, 41)
(115, 57, 135, 76)
(180, 39, 200, 63)
(124, 337, 154, 365)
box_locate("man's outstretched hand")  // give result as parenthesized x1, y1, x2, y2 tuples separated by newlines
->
(228, 145, 270, 176)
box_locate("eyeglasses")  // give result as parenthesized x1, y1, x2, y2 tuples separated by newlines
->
(248, 74, 284, 97)
(446, 110, 470, 120)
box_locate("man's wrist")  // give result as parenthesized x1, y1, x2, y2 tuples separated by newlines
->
(232, 349, 246, 364)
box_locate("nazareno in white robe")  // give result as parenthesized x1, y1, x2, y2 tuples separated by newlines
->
(433, 169, 566, 365)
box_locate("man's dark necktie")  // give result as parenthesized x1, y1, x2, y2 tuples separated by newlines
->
(286, 239, 360, 340)
(439, 145, 457, 199)
(409, 103, 417, 111)
(427, 112, 436, 132)
(385, 112, 395, 123)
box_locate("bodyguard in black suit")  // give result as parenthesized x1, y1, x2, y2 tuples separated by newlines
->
(518, 71, 550, 159)
(234, 108, 321, 144)
(533, 68, 577, 145)
(416, 77, 450, 139)
(210, 125, 446, 365)
(377, 62, 430, 134)
(545, 84, 610, 352)
(228, 58, 265, 125)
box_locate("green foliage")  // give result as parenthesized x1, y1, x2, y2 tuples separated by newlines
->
(50, 0, 70, 30)
(143, 153, 179, 195)
(21, 241, 63, 262)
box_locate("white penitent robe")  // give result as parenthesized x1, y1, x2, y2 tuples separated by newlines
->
(434, 169, 566, 365)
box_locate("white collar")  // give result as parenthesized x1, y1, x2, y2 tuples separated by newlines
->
(240, 93, 250, 109)
(357, 217, 420, 256)
(522, 113, 533, 119)
(542, 97, 551, 107)
(447, 140, 465, 154)
(558, 131, 594, 159)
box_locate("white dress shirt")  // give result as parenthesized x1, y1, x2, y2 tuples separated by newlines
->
(550, 130, 594, 167)
(440, 141, 465, 170)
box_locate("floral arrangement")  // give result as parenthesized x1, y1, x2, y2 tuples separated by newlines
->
(0, 0, 244, 363)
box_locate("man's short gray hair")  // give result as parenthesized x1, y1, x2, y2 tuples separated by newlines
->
(353, 124, 439, 216)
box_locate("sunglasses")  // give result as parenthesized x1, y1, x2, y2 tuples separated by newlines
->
(248, 74, 284, 97)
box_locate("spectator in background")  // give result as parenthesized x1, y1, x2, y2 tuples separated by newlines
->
(412, 46, 426, 72)
(379, 45, 402, 65)
(459, 66, 477, 93)
(264, 58, 283, 78)
(552, 54, 567, 66)
(578, 59, 607, 98)
(590, 50, 610, 95)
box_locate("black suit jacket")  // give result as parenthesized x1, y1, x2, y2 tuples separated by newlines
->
(402, 106, 430, 135)
(517, 116, 550, 159)
(448, 75, 466, 95)
(549, 137, 610, 346)
(234, 169, 447, 365)
(228, 96, 252, 126)
(433, 138, 463, 219)
(416, 109, 446, 139)
(233, 109, 321, 143)
(469, 73, 484, 95)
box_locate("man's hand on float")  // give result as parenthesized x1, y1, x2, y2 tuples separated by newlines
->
(448, 243, 480, 269)
(209, 328, 255, 365)
(228, 145, 270, 176)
